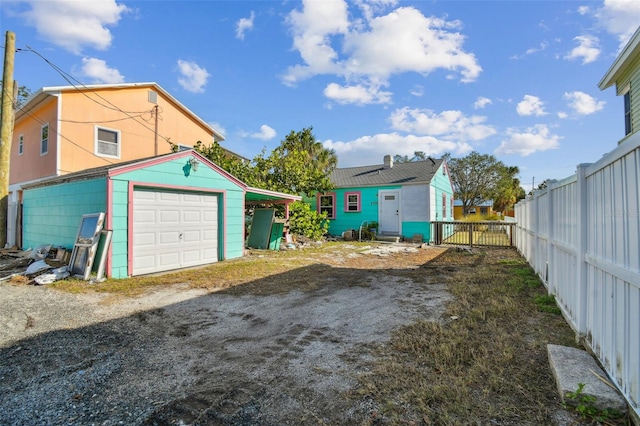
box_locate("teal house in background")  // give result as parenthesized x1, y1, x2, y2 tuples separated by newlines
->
(21, 150, 299, 278)
(315, 155, 454, 243)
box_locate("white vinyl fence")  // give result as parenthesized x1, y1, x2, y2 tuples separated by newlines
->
(515, 131, 640, 418)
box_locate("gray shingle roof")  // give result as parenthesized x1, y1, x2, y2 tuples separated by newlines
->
(331, 158, 444, 187)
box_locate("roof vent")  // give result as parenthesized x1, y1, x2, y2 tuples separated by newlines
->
(384, 155, 393, 169)
(148, 90, 158, 104)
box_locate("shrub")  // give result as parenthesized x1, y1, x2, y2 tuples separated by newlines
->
(288, 201, 329, 240)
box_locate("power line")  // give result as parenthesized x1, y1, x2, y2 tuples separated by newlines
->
(19, 47, 175, 145)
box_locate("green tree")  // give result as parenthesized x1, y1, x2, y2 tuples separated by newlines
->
(393, 151, 429, 163)
(447, 151, 505, 215)
(492, 166, 525, 213)
(255, 127, 337, 196)
(288, 201, 329, 240)
(0, 81, 31, 108)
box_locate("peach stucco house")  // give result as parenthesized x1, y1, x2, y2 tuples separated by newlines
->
(8, 82, 226, 247)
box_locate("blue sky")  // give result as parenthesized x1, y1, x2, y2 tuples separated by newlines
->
(1, 0, 639, 190)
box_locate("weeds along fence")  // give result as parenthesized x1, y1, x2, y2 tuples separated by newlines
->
(515, 131, 640, 418)
(431, 221, 515, 247)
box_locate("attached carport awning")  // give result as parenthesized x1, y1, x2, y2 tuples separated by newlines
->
(244, 187, 301, 204)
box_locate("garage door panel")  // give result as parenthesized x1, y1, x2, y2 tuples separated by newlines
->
(160, 192, 180, 202)
(135, 191, 156, 201)
(136, 210, 156, 223)
(159, 232, 180, 244)
(133, 190, 218, 275)
(182, 193, 202, 203)
(135, 232, 156, 247)
(160, 210, 180, 224)
(182, 230, 202, 243)
(202, 229, 217, 241)
(159, 252, 180, 267)
(183, 210, 202, 223)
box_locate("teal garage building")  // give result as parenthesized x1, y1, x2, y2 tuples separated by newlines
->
(21, 150, 299, 278)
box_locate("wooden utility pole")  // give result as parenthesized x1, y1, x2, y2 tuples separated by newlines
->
(0, 31, 16, 247)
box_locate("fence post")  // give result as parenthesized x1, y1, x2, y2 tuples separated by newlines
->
(574, 164, 590, 338)
(546, 180, 557, 292)
(469, 222, 473, 247)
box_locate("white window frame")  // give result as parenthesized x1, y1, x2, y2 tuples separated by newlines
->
(40, 124, 49, 156)
(18, 134, 24, 156)
(95, 126, 121, 158)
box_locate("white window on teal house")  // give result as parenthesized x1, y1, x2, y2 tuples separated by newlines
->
(96, 127, 121, 158)
(18, 134, 24, 155)
(317, 193, 336, 219)
(40, 124, 48, 155)
(442, 193, 446, 220)
(344, 192, 361, 212)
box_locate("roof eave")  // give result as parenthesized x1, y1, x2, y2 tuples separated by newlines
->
(598, 26, 640, 91)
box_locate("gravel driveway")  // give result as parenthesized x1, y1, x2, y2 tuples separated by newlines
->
(0, 247, 451, 425)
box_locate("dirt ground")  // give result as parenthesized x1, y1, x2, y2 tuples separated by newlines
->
(0, 243, 586, 425)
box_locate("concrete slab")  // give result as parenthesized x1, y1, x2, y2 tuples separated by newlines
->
(547, 344, 627, 414)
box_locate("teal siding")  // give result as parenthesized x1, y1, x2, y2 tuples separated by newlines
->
(325, 186, 399, 236)
(402, 222, 431, 241)
(108, 157, 245, 278)
(322, 163, 454, 243)
(22, 178, 107, 250)
(109, 180, 129, 278)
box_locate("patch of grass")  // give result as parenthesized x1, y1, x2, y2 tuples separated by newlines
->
(564, 383, 626, 423)
(48, 240, 383, 297)
(352, 247, 585, 425)
(535, 294, 562, 314)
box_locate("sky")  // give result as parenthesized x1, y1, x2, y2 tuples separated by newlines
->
(1, 0, 639, 191)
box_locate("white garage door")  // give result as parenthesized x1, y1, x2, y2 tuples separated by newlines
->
(132, 189, 218, 275)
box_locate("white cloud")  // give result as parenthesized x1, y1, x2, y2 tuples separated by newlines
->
(283, 0, 350, 85)
(389, 107, 496, 141)
(474, 97, 492, 109)
(563, 91, 605, 115)
(209, 121, 226, 138)
(283, 1, 481, 104)
(577, 5, 590, 15)
(236, 11, 255, 40)
(495, 124, 561, 156)
(323, 132, 472, 168)
(250, 125, 277, 140)
(557, 111, 568, 119)
(410, 85, 424, 97)
(593, 0, 640, 48)
(177, 60, 210, 93)
(353, 0, 399, 22)
(17, 0, 129, 54)
(526, 41, 549, 55)
(565, 35, 600, 64)
(77, 57, 124, 83)
(516, 95, 547, 116)
(342, 7, 481, 82)
(324, 82, 392, 105)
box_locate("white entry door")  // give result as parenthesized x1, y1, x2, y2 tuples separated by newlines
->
(132, 189, 218, 275)
(378, 190, 400, 234)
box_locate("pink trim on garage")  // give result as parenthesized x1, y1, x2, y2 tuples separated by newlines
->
(126, 181, 227, 277)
